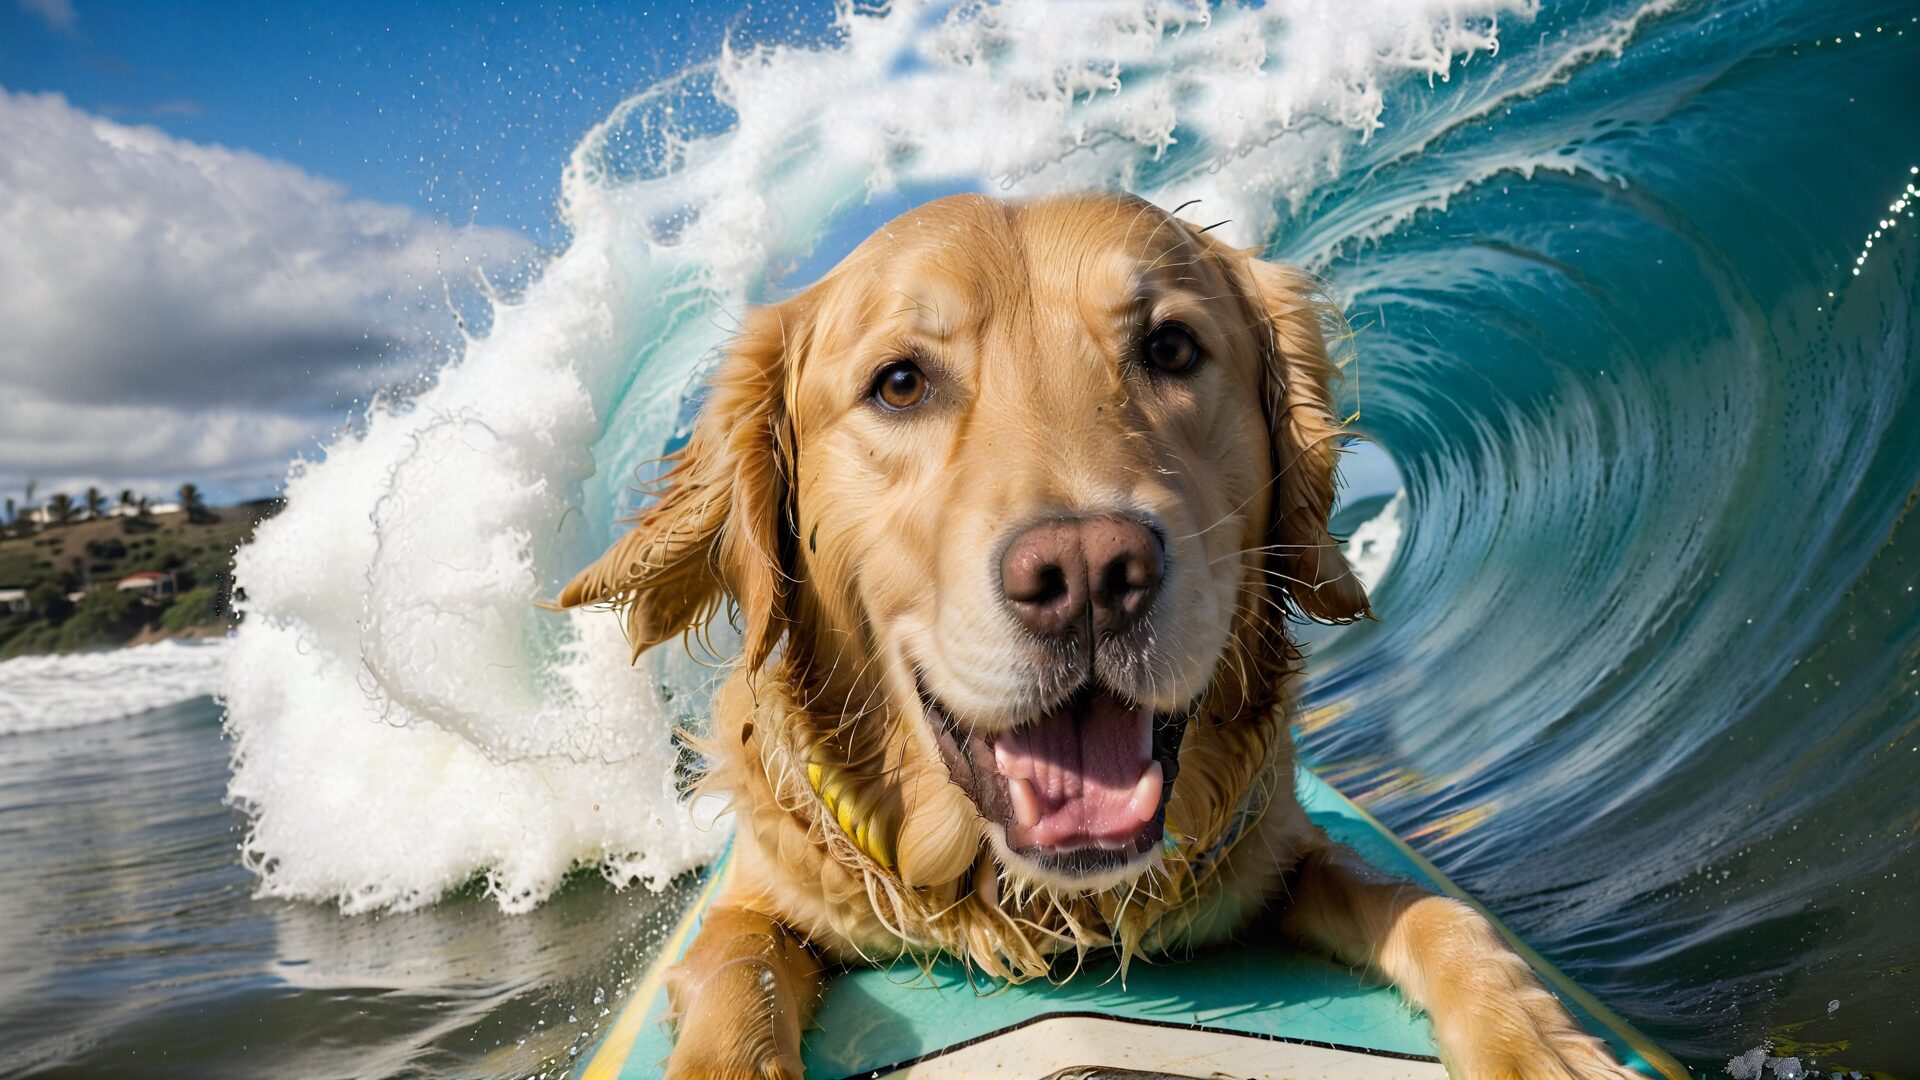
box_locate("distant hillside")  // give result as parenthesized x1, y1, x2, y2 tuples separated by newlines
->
(0, 502, 280, 659)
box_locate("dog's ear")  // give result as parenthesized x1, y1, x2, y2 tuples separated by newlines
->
(558, 300, 803, 668)
(1240, 257, 1372, 624)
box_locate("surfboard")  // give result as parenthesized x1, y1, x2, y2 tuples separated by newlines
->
(582, 769, 1688, 1079)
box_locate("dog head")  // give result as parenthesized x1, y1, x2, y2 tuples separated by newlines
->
(562, 193, 1368, 894)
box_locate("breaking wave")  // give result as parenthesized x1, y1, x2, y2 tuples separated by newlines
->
(0, 639, 229, 735)
(219, 0, 1920, 1071)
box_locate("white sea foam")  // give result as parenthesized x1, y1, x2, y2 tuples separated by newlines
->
(1345, 492, 1407, 595)
(225, 0, 1542, 913)
(0, 639, 229, 735)
(1726, 1043, 1811, 1080)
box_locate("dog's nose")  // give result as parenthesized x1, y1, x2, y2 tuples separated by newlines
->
(1000, 515, 1164, 639)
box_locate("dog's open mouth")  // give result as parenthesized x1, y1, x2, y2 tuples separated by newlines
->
(924, 681, 1190, 879)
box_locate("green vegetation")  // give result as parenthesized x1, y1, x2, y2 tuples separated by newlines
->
(158, 587, 221, 632)
(179, 483, 213, 525)
(0, 494, 280, 659)
(58, 587, 149, 651)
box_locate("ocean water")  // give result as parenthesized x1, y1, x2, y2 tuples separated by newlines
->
(0, 691, 686, 1078)
(2, 0, 1917, 1076)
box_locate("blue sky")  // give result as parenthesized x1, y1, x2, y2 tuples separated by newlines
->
(0, 1, 840, 504)
(1, 1, 836, 239)
(0, 0, 1405, 506)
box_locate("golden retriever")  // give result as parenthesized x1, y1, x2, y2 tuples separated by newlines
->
(561, 193, 1639, 1079)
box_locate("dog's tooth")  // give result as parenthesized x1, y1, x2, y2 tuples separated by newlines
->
(993, 740, 1015, 776)
(1008, 777, 1042, 830)
(1126, 761, 1165, 822)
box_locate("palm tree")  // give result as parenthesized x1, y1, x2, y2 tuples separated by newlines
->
(179, 483, 210, 524)
(48, 492, 76, 525)
(84, 487, 106, 520)
(119, 489, 135, 515)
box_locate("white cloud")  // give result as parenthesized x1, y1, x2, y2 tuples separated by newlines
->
(17, 0, 74, 33)
(0, 89, 534, 501)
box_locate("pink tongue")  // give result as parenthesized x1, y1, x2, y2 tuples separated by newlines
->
(991, 689, 1162, 851)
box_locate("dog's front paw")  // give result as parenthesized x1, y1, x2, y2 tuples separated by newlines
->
(1443, 1038, 1644, 1080)
(665, 979, 805, 1080)
(1434, 982, 1643, 1080)
(662, 953, 810, 1080)
(663, 1040, 803, 1080)
(660, 908, 821, 1080)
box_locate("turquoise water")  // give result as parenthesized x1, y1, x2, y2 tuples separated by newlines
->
(4, 2, 1918, 1077)
(1294, 2, 1920, 1072)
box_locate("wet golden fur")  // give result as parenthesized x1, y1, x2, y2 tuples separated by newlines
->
(562, 194, 1639, 1079)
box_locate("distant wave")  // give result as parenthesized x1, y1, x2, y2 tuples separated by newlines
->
(0, 639, 229, 735)
(1343, 493, 1405, 596)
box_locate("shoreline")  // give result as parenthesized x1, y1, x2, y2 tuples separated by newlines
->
(0, 502, 274, 660)
(125, 621, 235, 648)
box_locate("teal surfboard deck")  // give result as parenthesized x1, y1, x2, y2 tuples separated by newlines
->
(583, 769, 1686, 1079)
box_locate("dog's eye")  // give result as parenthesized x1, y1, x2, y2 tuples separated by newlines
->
(1141, 322, 1201, 375)
(871, 359, 930, 411)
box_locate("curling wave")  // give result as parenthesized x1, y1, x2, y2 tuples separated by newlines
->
(223, 0, 1920, 1071)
